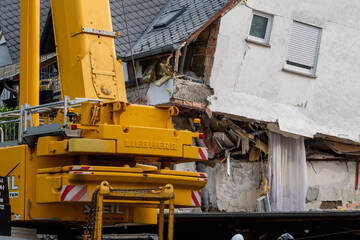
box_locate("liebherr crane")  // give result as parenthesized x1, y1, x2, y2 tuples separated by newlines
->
(0, 0, 208, 239)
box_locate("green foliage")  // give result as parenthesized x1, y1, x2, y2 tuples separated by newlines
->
(0, 103, 19, 141)
(0, 103, 17, 113)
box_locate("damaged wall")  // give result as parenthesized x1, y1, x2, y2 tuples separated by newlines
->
(209, 0, 360, 142)
(306, 161, 360, 210)
(195, 160, 360, 212)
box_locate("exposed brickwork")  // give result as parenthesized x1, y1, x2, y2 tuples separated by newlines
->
(204, 19, 220, 85)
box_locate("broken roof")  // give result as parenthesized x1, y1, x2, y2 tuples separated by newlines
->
(125, 0, 235, 59)
(0, 0, 235, 63)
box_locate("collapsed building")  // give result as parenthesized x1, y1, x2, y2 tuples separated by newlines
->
(1, 0, 360, 213)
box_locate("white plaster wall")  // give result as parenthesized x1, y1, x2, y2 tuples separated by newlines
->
(200, 161, 360, 212)
(209, 0, 360, 141)
(306, 161, 360, 210)
(201, 161, 262, 212)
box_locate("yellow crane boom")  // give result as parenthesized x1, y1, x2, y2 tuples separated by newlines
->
(0, 0, 208, 238)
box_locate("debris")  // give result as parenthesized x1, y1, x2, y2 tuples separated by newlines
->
(339, 202, 360, 210)
(306, 151, 342, 160)
(223, 119, 250, 154)
(325, 141, 360, 155)
(249, 146, 260, 161)
(320, 201, 342, 209)
(255, 138, 268, 154)
(142, 61, 157, 83)
(213, 132, 235, 149)
(154, 55, 173, 87)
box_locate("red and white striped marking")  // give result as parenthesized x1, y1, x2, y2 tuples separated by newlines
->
(198, 172, 208, 178)
(198, 147, 208, 160)
(61, 185, 88, 202)
(69, 166, 93, 171)
(191, 191, 202, 207)
(69, 171, 94, 175)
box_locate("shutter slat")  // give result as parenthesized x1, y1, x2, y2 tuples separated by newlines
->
(287, 22, 321, 67)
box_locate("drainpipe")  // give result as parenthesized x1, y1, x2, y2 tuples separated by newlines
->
(355, 161, 359, 190)
(19, 0, 40, 126)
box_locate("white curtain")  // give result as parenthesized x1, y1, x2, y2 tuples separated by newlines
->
(268, 132, 307, 211)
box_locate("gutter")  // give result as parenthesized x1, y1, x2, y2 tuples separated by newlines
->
(120, 44, 178, 62)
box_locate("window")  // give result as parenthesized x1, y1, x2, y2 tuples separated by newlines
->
(247, 11, 273, 45)
(153, 9, 184, 29)
(284, 21, 321, 77)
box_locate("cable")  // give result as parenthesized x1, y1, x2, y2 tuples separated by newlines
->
(120, 0, 140, 95)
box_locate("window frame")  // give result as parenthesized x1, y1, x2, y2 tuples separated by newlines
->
(247, 11, 273, 45)
(283, 21, 322, 78)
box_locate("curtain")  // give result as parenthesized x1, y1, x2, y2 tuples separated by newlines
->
(268, 132, 307, 211)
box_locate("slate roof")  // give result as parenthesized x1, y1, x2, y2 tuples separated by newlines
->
(129, 0, 233, 59)
(110, 0, 168, 58)
(0, 0, 233, 63)
(0, 0, 50, 63)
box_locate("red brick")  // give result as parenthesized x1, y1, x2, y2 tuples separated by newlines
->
(205, 47, 216, 56)
(207, 37, 218, 47)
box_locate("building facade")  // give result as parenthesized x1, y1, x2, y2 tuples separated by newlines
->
(207, 0, 360, 211)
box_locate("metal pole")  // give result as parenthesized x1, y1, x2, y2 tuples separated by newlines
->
(94, 194, 104, 240)
(0, 127, 4, 143)
(19, 105, 23, 144)
(24, 104, 28, 132)
(168, 198, 175, 240)
(158, 201, 165, 240)
(20, 0, 40, 126)
(63, 96, 69, 127)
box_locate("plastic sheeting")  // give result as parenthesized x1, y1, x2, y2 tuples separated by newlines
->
(269, 132, 307, 211)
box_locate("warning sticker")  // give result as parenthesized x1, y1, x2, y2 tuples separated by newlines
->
(9, 192, 19, 198)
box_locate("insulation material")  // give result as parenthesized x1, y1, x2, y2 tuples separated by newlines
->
(269, 132, 307, 211)
(213, 132, 235, 149)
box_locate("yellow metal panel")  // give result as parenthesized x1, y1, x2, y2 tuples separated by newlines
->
(62, 165, 144, 173)
(99, 125, 193, 158)
(37, 137, 116, 156)
(25, 153, 78, 221)
(68, 139, 116, 153)
(0, 145, 27, 221)
(113, 104, 175, 128)
(36, 170, 205, 207)
(133, 208, 157, 225)
(37, 136, 67, 156)
(183, 145, 207, 161)
(158, 169, 207, 178)
(36, 174, 62, 203)
(50, 0, 126, 101)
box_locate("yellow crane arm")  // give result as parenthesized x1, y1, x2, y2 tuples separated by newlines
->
(50, 0, 127, 102)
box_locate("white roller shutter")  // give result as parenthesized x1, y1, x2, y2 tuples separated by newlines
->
(287, 21, 321, 68)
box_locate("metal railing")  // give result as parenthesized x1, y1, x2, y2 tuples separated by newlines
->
(0, 119, 19, 143)
(0, 96, 103, 144)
